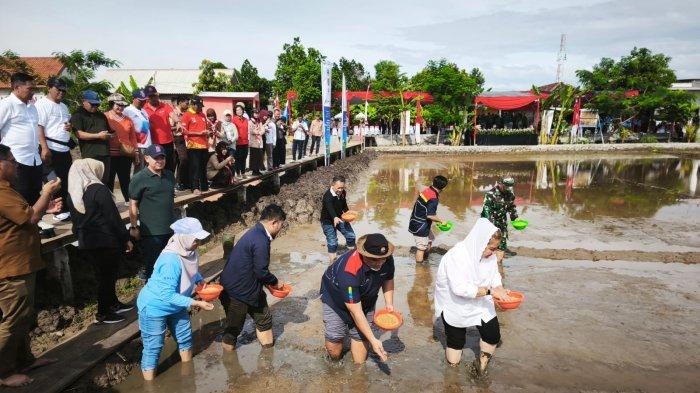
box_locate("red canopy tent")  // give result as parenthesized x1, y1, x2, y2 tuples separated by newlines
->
(472, 91, 548, 141)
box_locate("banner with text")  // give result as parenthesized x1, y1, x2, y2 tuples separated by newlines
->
(341, 73, 348, 158)
(321, 60, 332, 165)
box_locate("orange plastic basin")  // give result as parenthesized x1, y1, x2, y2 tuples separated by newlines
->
(341, 211, 358, 222)
(494, 290, 524, 310)
(373, 308, 403, 330)
(266, 283, 292, 298)
(195, 284, 223, 301)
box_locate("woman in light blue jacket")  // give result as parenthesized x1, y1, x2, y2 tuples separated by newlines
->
(136, 217, 214, 380)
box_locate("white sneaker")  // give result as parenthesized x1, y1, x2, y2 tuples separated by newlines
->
(53, 212, 71, 221)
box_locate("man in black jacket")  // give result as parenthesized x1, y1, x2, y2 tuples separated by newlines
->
(321, 175, 356, 263)
(220, 204, 286, 350)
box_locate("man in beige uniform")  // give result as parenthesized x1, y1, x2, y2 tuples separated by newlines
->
(0, 144, 62, 387)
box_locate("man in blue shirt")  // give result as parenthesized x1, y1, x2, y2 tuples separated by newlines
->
(220, 204, 286, 350)
(320, 233, 396, 364)
(408, 175, 448, 263)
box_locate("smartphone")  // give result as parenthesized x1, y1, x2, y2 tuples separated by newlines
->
(46, 170, 58, 182)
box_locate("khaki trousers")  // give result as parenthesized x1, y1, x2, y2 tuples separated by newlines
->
(0, 272, 37, 377)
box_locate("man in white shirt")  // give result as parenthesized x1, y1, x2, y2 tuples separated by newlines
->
(35, 77, 72, 220)
(0, 73, 42, 204)
(123, 88, 151, 171)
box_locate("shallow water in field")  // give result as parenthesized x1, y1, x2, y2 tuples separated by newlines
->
(110, 153, 700, 393)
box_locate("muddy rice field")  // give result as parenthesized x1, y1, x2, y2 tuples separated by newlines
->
(84, 152, 700, 392)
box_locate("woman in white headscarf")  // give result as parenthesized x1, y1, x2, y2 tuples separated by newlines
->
(136, 217, 214, 381)
(433, 218, 513, 375)
(68, 159, 134, 325)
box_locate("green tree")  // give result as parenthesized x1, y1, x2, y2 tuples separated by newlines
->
(332, 57, 370, 91)
(53, 50, 120, 111)
(372, 60, 406, 92)
(576, 47, 693, 131)
(232, 59, 273, 108)
(411, 59, 485, 127)
(0, 50, 33, 83)
(193, 59, 233, 94)
(273, 37, 326, 115)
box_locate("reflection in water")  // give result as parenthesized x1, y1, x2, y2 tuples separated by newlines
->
(407, 264, 434, 328)
(359, 155, 699, 226)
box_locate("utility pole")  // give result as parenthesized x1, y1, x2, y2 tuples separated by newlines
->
(556, 34, 567, 84)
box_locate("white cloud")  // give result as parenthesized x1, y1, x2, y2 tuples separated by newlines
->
(2, 0, 698, 89)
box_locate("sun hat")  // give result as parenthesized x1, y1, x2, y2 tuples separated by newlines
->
(223, 109, 232, 116)
(235, 101, 245, 109)
(170, 217, 210, 240)
(356, 233, 395, 258)
(107, 93, 128, 106)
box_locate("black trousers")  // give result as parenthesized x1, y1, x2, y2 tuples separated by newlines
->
(220, 291, 272, 347)
(273, 141, 286, 167)
(249, 147, 264, 175)
(187, 148, 209, 192)
(140, 234, 171, 279)
(162, 142, 175, 173)
(43, 150, 72, 212)
(442, 313, 501, 349)
(309, 135, 321, 155)
(14, 163, 43, 205)
(83, 247, 121, 315)
(303, 133, 310, 154)
(292, 140, 304, 160)
(234, 145, 248, 176)
(107, 155, 133, 202)
(174, 136, 190, 189)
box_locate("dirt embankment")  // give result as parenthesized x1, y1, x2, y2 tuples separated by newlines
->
(63, 151, 378, 392)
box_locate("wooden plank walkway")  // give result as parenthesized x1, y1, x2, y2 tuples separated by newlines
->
(40, 141, 362, 254)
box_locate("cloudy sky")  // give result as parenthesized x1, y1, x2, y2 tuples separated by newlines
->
(4, 0, 698, 90)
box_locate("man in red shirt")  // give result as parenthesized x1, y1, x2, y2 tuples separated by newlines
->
(143, 85, 175, 172)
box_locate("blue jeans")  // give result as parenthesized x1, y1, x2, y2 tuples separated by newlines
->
(322, 222, 356, 253)
(138, 309, 192, 371)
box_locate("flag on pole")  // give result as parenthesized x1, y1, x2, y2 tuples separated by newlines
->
(282, 99, 292, 123)
(273, 94, 280, 111)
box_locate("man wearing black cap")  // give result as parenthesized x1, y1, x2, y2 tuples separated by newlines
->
(72, 90, 111, 184)
(128, 144, 176, 280)
(35, 77, 73, 220)
(320, 233, 396, 364)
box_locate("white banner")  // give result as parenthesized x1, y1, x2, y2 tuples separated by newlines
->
(321, 61, 332, 165)
(341, 74, 348, 158)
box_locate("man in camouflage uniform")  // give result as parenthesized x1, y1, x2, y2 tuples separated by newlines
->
(481, 177, 518, 257)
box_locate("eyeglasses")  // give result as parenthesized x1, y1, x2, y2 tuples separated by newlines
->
(116, 104, 127, 107)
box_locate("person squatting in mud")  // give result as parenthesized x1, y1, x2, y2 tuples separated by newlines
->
(219, 204, 287, 351)
(408, 175, 449, 263)
(433, 218, 514, 377)
(320, 233, 395, 364)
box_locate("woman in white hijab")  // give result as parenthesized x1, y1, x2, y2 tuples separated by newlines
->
(433, 218, 513, 375)
(136, 217, 214, 381)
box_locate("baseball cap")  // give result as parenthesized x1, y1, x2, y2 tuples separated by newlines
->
(82, 90, 101, 105)
(170, 217, 210, 240)
(144, 85, 158, 96)
(190, 96, 203, 106)
(107, 93, 128, 106)
(132, 88, 147, 101)
(144, 144, 166, 158)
